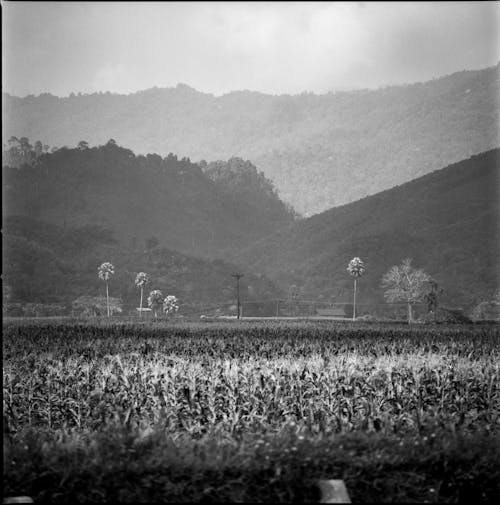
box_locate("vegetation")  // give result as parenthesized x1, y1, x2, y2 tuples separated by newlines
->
(3, 65, 498, 215)
(163, 295, 179, 316)
(2, 135, 49, 167)
(471, 291, 500, 322)
(238, 149, 500, 311)
(2, 140, 296, 259)
(71, 295, 123, 317)
(97, 262, 115, 317)
(2, 215, 281, 314)
(3, 320, 500, 502)
(147, 289, 164, 319)
(347, 257, 366, 321)
(134, 272, 149, 317)
(200, 157, 298, 219)
(381, 258, 430, 323)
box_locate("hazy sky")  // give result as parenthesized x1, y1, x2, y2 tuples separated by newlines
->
(2, 1, 499, 97)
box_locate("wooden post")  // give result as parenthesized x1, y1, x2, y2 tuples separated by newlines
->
(231, 273, 244, 320)
(106, 281, 110, 317)
(353, 278, 357, 321)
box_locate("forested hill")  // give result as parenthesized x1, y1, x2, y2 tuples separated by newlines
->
(3, 215, 281, 309)
(235, 149, 500, 309)
(2, 140, 295, 260)
(3, 65, 499, 215)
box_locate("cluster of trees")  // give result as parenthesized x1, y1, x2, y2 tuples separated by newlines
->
(2, 136, 51, 167)
(348, 256, 464, 323)
(200, 157, 298, 220)
(96, 262, 179, 320)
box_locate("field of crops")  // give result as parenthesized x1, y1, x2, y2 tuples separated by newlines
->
(3, 320, 500, 502)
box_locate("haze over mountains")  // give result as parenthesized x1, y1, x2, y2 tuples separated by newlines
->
(3, 65, 499, 216)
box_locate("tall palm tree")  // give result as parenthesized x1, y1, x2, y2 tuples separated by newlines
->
(98, 262, 115, 317)
(347, 257, 366, 321)
(135, 272, 149, 317)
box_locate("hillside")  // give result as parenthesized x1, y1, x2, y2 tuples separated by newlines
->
(2, 215, 281, 312)
(2, 140, 295, 260)
(235, 149, 500, 309)
(3, 65, 499, 215)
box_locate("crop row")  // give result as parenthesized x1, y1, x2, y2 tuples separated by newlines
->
(4, 322, 499, 437)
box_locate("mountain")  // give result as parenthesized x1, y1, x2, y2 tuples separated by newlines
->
(2, 215, 281, 312)
(3, 65, 499, 215)
(2, 140, 295, 260)
(234, 149, 500, 309)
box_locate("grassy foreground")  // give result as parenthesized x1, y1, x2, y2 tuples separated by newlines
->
(3, 320, 500, 502)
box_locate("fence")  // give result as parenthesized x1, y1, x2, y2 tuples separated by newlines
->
(3, 299, 430, 321)
(240, 299, 428, 320)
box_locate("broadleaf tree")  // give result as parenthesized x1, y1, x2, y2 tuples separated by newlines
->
(163, 295, 179, 317)
(148, 289, 164, 320)
(381, 258, 430, 323)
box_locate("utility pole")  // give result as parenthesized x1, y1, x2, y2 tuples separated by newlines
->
(231, 273, 244, 319)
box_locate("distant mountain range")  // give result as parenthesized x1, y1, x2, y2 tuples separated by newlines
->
(234, 149, 500, 309)
(3, 65, 499, 215)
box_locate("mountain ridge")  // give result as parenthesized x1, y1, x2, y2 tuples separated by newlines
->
(4, 65, 499, 215)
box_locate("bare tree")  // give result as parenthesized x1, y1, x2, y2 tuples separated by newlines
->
(381, 258, 430, 323)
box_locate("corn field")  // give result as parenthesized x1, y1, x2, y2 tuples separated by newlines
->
(3, 320, 500, 502)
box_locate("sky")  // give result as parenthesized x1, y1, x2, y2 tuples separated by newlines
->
(2, 1, 499, 97)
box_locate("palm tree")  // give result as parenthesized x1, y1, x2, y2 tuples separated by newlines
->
(347, 257, 366, 321)
(135, 272, 149, 317)
(98, 262, 115, 317)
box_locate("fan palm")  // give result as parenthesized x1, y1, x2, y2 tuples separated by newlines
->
(135, 272, 149, 317)
(347, 257, 366, 321)
(98, 262, 115, 317)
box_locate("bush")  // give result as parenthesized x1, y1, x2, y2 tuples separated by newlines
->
(471, 301, 500, 321)
(3, 303, 24, 317)
(72, 296, 122, 317)
(418, 307, 473, 324)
